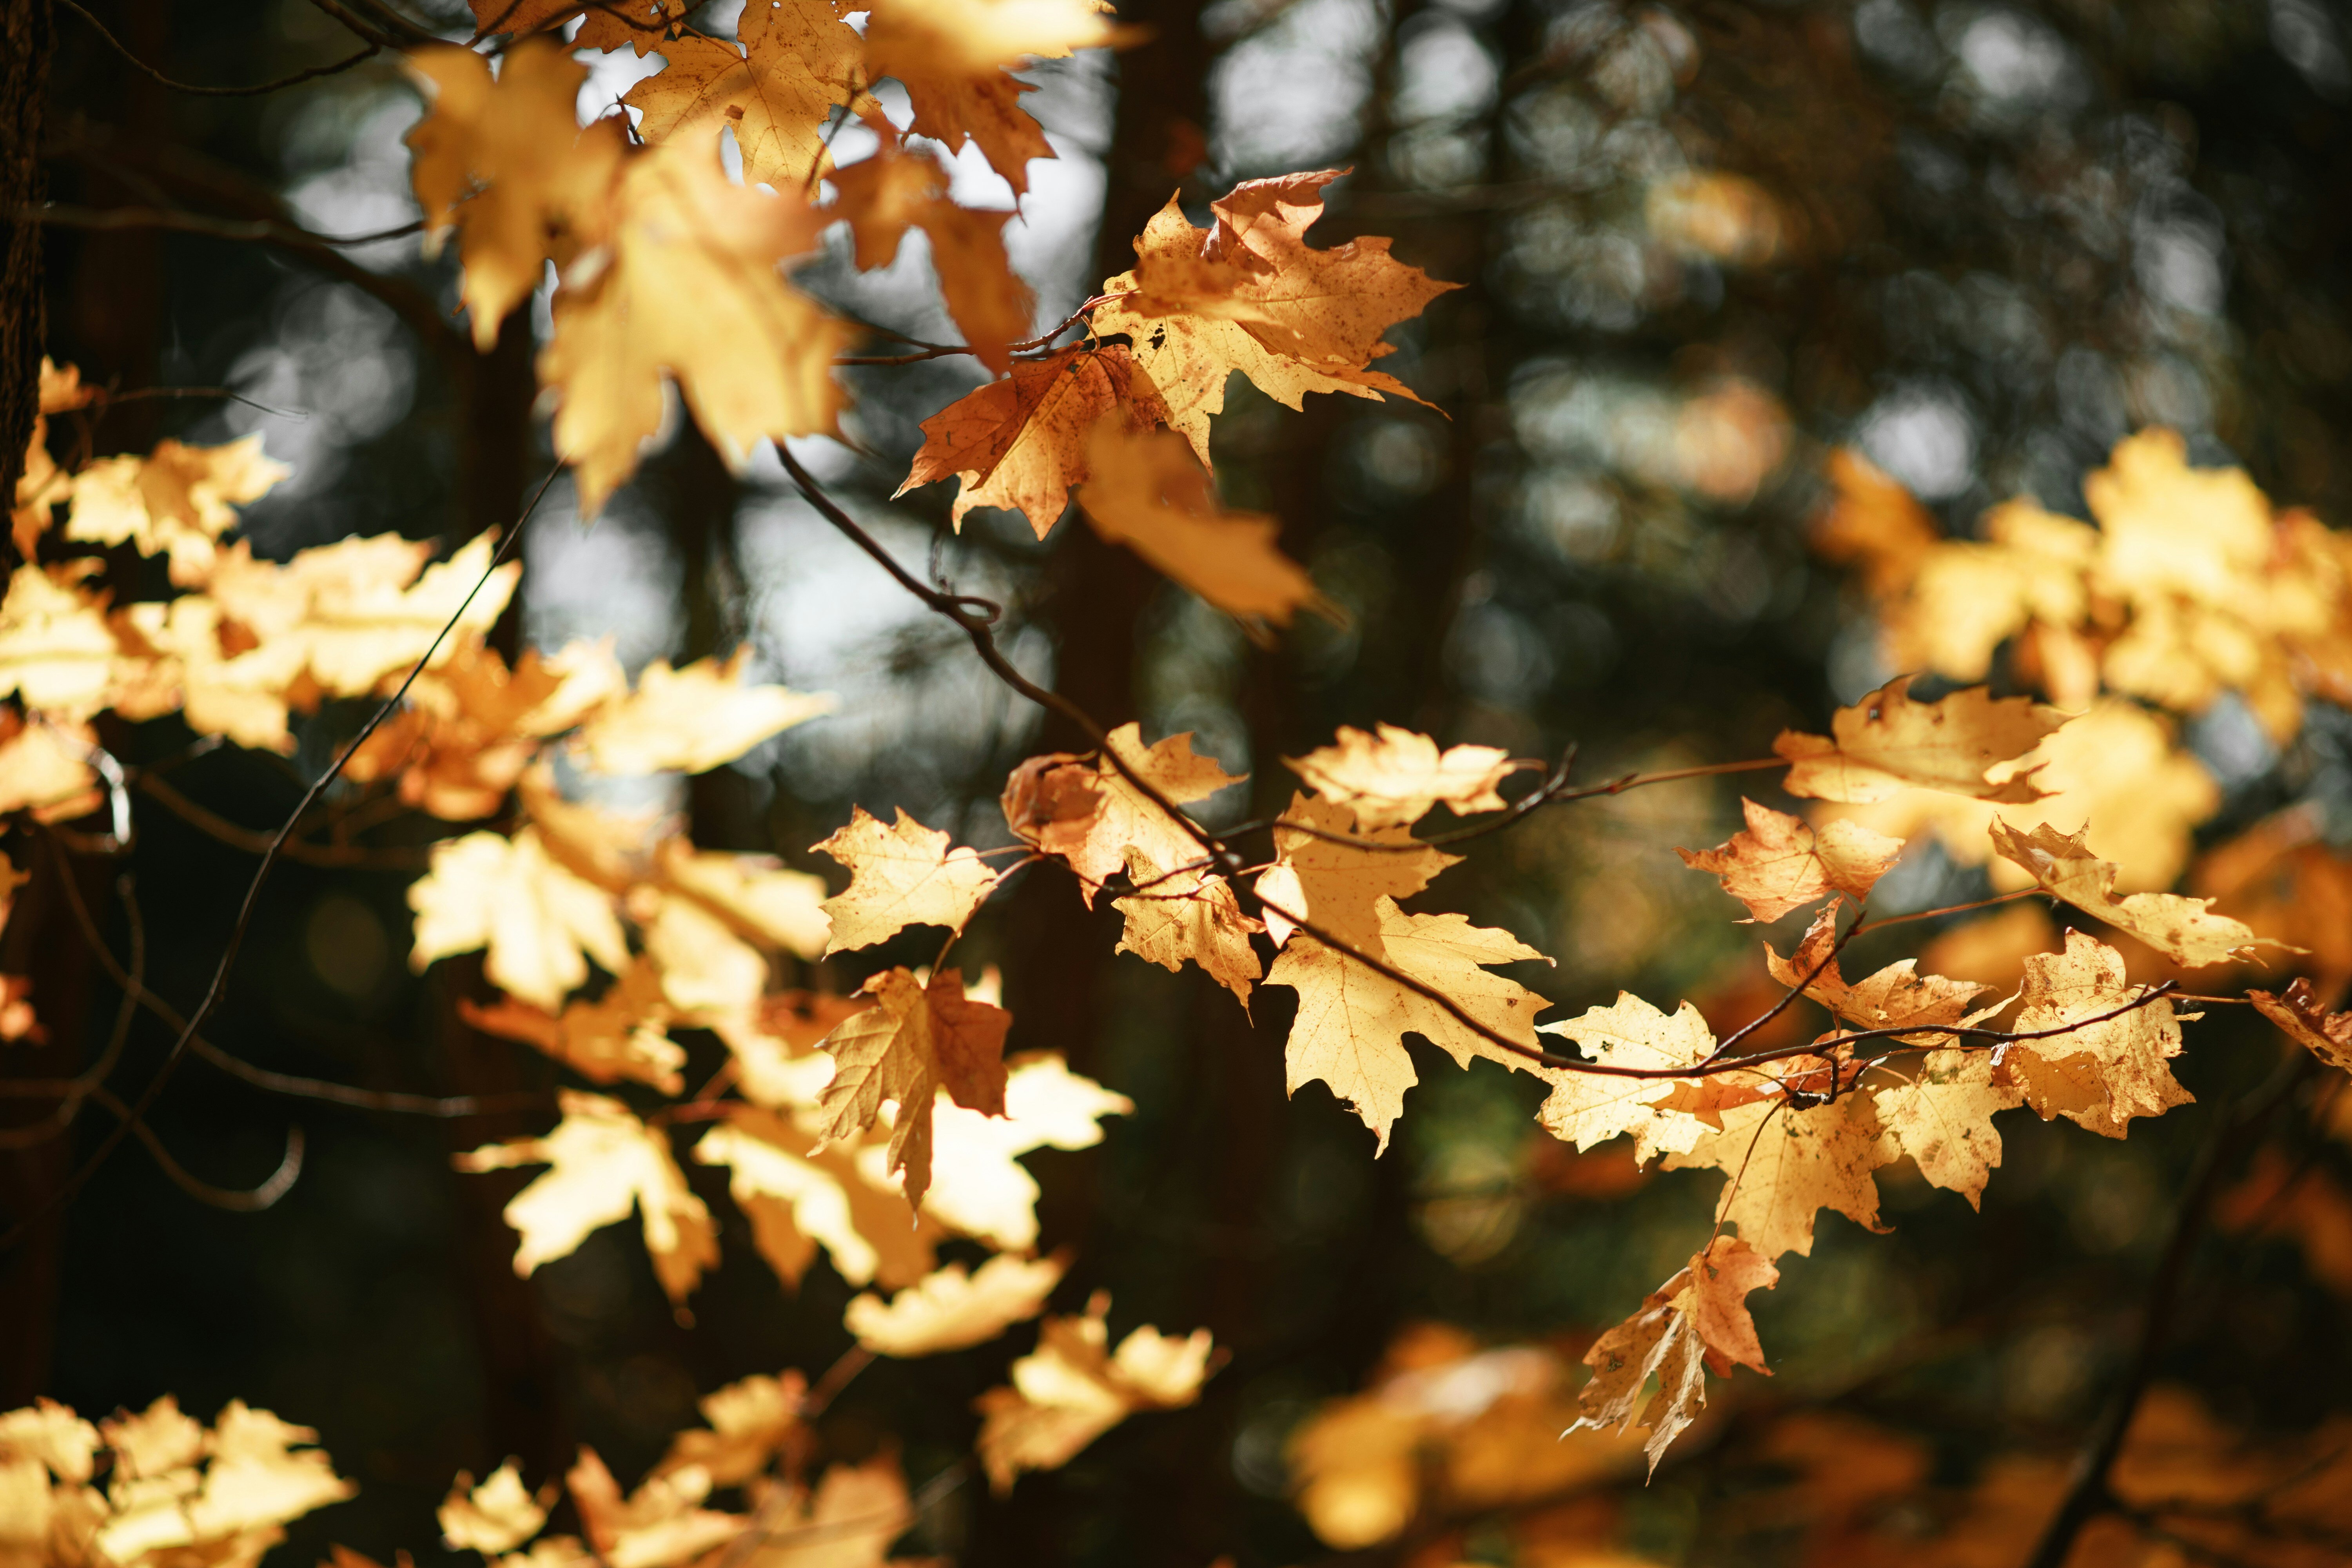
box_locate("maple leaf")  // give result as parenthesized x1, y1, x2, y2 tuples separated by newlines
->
(835, 141, 1035, 373)
(1076, 421, 1323, 624)
(751, 1455, 913, 1566)
(637, 891, 769, 1016)
(653, 838, 832, 961)
(811, 804, 1002, 954)
(0, 563, 134, 720)
(64, 436, 289, 586)
(653, 1371, 804, 1486)
(457, 1091, 719, 1304)
(1764, 900, 1997, 1040)
(407, 40, 627, 350)
(1253, 792, 1459, 949)
(1533, 993, 1717, 1163)
(2005, 928, 2191, 1138)
(974, 1291, 1216, 1493)
(90, 1399, 357, 1563)
(1664, 1095, 1892, 1260)
(1285, 724, 1516, 831)
(1990, 819, 2284, 969)
(902, 1051, 1133, 1248)
(1677, 799, 1903, 923)
(565, 1447, 743, 1568)
(844, 1252, 1068, 1357)
(577, 649, 832, 775)
(623, 0, 870, 191)
(410, 828, 630, 1012)
(693, 1107, 941, 1290)
(1573, 1237, 1777, 1474)
(0, 711, 100, 819)
(711, 989, 870, 1110)
(1005, 722, 1241, 904)
(861, 0, 1124, 196)
(1093, 170, 1457, 463)
(1113, 847, 1262, 1006)
(1267, 896, 1547, 1151)
(459, 958, 684, 1093)
(897, 344, 1173, 537)
(1871, 1049, 2023, 1208)
(574, 0, 691, 49)
(346, 639, 625, 820)
(1775, 676, 2069, 804)
(439, 1463, 550, 1555)
(2250, 978, 2352, 1073)
(541, 140, 851, 515)
(813, 966, 1012, 1209)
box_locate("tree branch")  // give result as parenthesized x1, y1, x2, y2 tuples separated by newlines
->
(59, 0, 381, 96)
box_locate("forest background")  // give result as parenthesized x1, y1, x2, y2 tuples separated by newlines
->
(7, 0, 2352, 1566)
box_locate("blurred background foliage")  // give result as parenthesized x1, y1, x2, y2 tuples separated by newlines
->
(13, 0, 2352, 1563)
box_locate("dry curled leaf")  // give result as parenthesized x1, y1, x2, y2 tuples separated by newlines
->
(1677, 799, 1903, 923)
(1007, 722, 1243, 904)
(811, 804, 1002, 955)
(1285, 724, 1516, 831)
(1991, 819, 2285, 969)
(2251, 978, 2352, 1073)
(1573, 1238, 1777, 1474)
(844, 1252, 1069, 1357)
(1775, 676, 2068, 804)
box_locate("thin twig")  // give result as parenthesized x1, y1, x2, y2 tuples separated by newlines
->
(27, 202, 423, 249)
(0, 468, 560, 1251)
(60, 0, 382, 96)
(133, 771, 430, 870)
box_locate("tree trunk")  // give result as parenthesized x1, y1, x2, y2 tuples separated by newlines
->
(0, 0, 49, 547)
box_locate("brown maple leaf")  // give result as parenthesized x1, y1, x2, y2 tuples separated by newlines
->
(2250, 977, 2352, 1073)
(1990, 818, 2287, 969)
(1005, 722, 1241, 904)
(813, 965, 1012, 1209)
(897, 344, 1173, 536)
(1093, 169, 1458, 463)
(834, 141, 1035, 373)
(1573, 1236, 1777, 1474)
(1078, 421, 1324, 626)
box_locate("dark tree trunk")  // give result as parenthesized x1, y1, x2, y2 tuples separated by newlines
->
(0, 0, 50, 544)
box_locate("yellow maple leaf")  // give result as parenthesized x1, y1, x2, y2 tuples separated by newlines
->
(407, 40, 627, 350)
(1267, 896, 1548, 1151)
(1775, 675, 2068, 804)
(1573, 1237, 1777, 1474)
(2005, 929, 2193, 1138)
(1991, 819, 2285, 969)
(1075, 421, 1323, 625)
(835, 140, 1036, 373)
(974, 1290, 1216, 1493)
(1663, 1094, 1891, 1260)
(894, 1051, 1132, 1249)
(811, 804, 1002, 954)
(845, 1251, 1068, 1357)
(862, 0, 1124, 196)
(457, 1091, 719, 1304)
(1284, 724, 1517, 832)
(653, 1371, 805, 1486)
(345, 639, 624, 820)
(409, 827, 630, 1011)
(746, 1454, 912, 1565)
(459, 957, 683, 1093)
(623, 0, 870, 191)
(1675, 797, 1902, 924)
(541, 140, 851, 515)
(577, 648, 831, 775)
(692, 1106, 940, 1290)
(1533, 993, 1717, 1163)
(0, 563, 135, 720)
(897, 343, 1174, 537)
(637, 890, 770, 1016)
(0, 711, 100, 819)
(439, 1463, 548, 1555)
(651, 837, 831, 960)
(814, 965, 1012, 1209)
(1112, 846, 1262, 1007)
(1764, 900, 1998, 1040)
(64, 436, 290, 586)
(1252, 792, 1459, 950)
(1093, 170, 1457, 464)
(1871, 1048, 2022, 1208)
(1006, 721, 1241, 904)
(93, 1399, 356, 1564)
